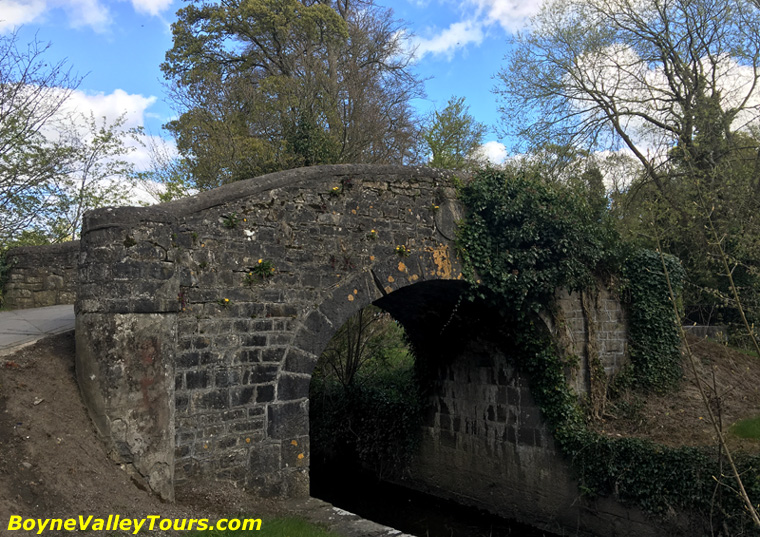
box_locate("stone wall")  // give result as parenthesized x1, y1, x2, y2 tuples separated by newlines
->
(552, 285, 628, 396)
(405, 329, 665, 537)
(2, 242, 79, 309)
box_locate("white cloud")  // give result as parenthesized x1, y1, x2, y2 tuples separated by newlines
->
(474, 140, 508, 164)
(0, 0, 47, 32)
(468, 0, 542, 32)
(413, 20, 485, 60)
(57, 0, 111, 32)
(0, 0, 174, 33)
(408, 0, 542, 61)
(128, 0, 173, 18)
(60, 88, 156, 128)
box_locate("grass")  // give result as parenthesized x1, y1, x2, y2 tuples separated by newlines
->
(730, 415, 760, 440)
(186, 516, 342, 537)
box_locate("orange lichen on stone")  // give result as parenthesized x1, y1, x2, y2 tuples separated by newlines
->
(387, 275, 395, 283)
(348, 294, 355, 301)
(397, 262, 407, 272)
(426, 244, 456, 279)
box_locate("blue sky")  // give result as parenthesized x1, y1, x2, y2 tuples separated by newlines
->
(2, 0, 542, 167)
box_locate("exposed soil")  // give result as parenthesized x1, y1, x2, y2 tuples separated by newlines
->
(0, 331, 276, 536)
(594, 335, 760, 453)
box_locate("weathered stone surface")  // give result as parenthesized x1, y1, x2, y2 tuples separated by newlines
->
(3, 242, 79, 309)
(404, 331, 667, 537)
(75, 312, 176, 501)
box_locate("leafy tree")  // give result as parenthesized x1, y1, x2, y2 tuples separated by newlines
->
(0, 30, 80, 246)
(45, 113, 138, 241)
(133, 129, 195, 203)
(315, 305, 413, 389)
(0, 31, 141, 248)
(310, 305, 420, 477)
(419, 96, 487, 169)
(496, 0, 760, 336)
(162, 0, 422, 190)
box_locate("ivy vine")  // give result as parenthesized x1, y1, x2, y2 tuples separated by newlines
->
(455, 169, 760, 532)
(622, 248, 684, 392)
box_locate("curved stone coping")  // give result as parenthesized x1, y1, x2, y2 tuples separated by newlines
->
(160, 164, 458, 217)
(83, 165, 460, 229)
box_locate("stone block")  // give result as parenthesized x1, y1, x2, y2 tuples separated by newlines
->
(277, 374, 311, 401)
(75, 312, 176, 501)
(267, 401, 308, 439)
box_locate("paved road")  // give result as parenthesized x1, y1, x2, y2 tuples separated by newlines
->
(0, 304, 75, 356)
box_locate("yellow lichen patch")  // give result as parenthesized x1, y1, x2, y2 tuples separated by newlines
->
(351, 209, 357, 215)
(410, 274, 419, 281)
(291, 440, 298, 446)
(370, 255, 375, 261)
(426, 244, 456, 279)
(348, 294, 355, 301)
(384, 286, 393, 294)
(298, 453, 305, 460)
(387, 275, 395, 283)
(353, 289, 358, 295)
(397, 262, 407, 272)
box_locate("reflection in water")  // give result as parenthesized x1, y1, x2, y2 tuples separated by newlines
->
(311, 461, 560, 537)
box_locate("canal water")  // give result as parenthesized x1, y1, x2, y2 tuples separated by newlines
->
(311, 461, 560, 537)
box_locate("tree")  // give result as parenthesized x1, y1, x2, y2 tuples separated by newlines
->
(133, 132, 195, 204)
(497, 0, 760, 189)
(419, 96, 487, 169)
(496, 1, 760, 524)
(162, 0, 422, 190)
(496, 0, 760, 328)
(0, 31, 141, 248)
(0, 29, 80, 246)
(316, 305, 413, 389)
(45, 113, 138, 241)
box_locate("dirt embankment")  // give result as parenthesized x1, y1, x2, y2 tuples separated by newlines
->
(0, 332, 266, 536)
(595, 335, 760, 453)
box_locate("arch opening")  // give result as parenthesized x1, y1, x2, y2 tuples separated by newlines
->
(306, 280, 570, 535)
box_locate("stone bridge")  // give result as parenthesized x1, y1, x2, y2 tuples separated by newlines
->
(71, 164, 650, 536)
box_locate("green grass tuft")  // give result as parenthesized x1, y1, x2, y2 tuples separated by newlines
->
(729, 415, 760, 440)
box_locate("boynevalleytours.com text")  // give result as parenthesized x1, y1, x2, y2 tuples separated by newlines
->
(6, 514, 262, 534)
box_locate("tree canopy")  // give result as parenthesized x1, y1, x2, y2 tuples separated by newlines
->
(419, 96, 487, 170)
(162, 0, 423, 190)
(496, 0, 760, 333)
(0, 31, 140, 249)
